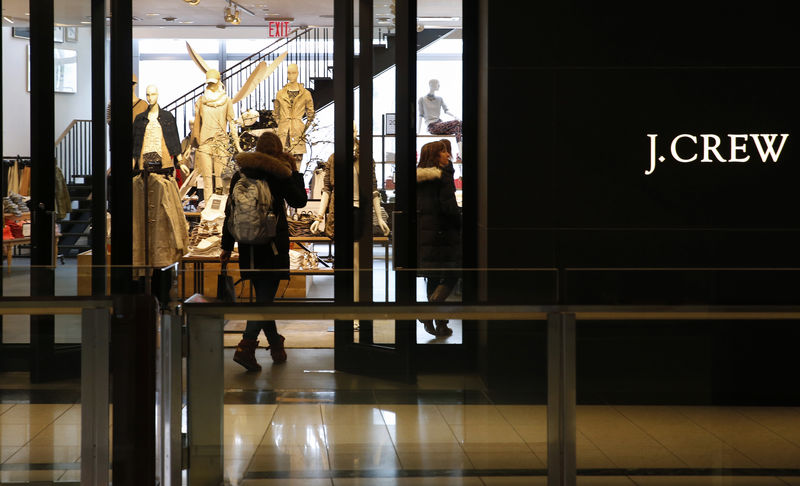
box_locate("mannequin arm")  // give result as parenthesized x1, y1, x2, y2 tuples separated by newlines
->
(373, 195, 390, 236)
(417, 116, 424, 134)
(310, 191, 330, 234)
(229, 121, 242, 153)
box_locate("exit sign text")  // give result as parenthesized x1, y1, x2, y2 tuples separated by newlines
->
(268, 21, 290, 38)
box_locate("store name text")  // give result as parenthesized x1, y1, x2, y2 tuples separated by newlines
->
(645, 133, 789, 176)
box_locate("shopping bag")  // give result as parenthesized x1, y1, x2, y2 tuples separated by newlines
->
(217, 267, 236, 302)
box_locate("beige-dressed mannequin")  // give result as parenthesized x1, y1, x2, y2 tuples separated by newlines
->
(274, 64, 315, 161)
(189, 69, 241, 201)
(105, 74, 148, 125)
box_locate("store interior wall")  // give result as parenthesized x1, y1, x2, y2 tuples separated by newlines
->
(1, 27, 92, 156)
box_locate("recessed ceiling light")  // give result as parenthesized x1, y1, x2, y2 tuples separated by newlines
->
(145, 12, 160, 16)
(25, 13, 30, 16)
(81, 21, 91, 24)
(179, 20, 194, 24)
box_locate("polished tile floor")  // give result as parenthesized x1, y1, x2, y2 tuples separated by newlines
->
(2, 380, 800, 484)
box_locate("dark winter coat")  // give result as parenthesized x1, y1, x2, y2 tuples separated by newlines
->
(221, 151, 308, 280)
(416, 163, 461, 278)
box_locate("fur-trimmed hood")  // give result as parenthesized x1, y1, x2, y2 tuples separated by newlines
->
(417, 167, 442, 183)
(234, 151, 293, 179)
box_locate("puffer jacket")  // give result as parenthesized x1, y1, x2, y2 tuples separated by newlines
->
(221, 151, 308, 280)
(416, 162, 461, 277)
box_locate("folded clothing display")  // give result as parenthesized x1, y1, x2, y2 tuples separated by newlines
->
(3, 193, 29, 217)
(289, 246, 319, 270)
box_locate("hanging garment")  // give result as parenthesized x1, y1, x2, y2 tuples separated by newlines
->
(133, 173, 190, 268)
(18, 167, 31, 197)
(54, 167, 71, 220)
(7, 160, 20, 196)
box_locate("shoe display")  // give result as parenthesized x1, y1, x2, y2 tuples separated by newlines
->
(269, 334, 287, 363)
(233, 338, 262, 371)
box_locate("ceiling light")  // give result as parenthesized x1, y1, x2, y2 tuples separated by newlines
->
(163, 17, 177, 22)
(2, 16, 13, 23)
(184, 0, 200, 4)
(224, 5, 242, 24)
(80, 21, 91, 24)
(25, 13, 30, 16)
(145, 12, 160, 16)
(179, 20, 195, 24)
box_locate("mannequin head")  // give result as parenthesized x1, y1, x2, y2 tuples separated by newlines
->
(287, 64, 299, 84)
(145, 85, 159, 107)
(428, 79, 440, 92)
(205, 69, 222, 90)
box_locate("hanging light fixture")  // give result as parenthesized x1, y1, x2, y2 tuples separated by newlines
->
(224, 6, 235, 23)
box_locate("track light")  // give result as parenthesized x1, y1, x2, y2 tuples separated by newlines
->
(224, 5, 241, 24)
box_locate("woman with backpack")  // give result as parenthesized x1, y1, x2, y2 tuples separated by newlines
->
(221, 132, 308, 370)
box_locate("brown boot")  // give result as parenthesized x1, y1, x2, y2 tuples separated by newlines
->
(435, 320, 453, 337)
(233, 338, 262, 371)
(421, 320, 437, 336)
(268, 334, 287, 363)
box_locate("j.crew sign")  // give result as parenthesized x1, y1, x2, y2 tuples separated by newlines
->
(645, 133, 789, 176)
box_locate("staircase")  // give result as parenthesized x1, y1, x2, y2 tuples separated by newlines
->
(162, 27, 455, 138)
(54, 120, 94, 257)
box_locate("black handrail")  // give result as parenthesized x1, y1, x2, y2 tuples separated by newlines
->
(55, 119, 92, 183)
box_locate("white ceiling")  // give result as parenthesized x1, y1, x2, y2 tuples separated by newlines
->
(1, 0, 461, 29)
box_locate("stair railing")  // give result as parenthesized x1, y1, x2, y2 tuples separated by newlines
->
(162, 27, 333, 138)
(55, 119, 92, 183)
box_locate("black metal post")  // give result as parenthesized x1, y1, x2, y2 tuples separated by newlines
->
(333, 0, 356, 358)
(358, 0, 375, 343)
(29, 0, 57, 383)
(92, 0, 108, 296)
(111, 295, 158, 486)
(110, 0, 134, 292)
(394, 0, 417, 305)
(333, 0, 354, 304)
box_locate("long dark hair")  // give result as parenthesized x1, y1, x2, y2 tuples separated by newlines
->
(418, 141, 446, 169)
(255, 131, 296, 165)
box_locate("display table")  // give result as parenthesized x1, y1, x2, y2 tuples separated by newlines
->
(2, 237, 30, 273)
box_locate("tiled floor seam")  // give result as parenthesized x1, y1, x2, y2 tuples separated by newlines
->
(2, 404, 74, 464)
(674, 406, 766, 468)
(243, 404, 280, 474)
(612, 404, 690, 468)
(575, 428, 617, 468)
(436, 404, 478, 471)
(740, 409, 800, 451)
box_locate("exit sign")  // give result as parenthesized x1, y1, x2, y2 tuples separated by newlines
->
(268, 21, 290, 38)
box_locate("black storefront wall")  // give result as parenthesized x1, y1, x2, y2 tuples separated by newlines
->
(479, 1, 800, 403)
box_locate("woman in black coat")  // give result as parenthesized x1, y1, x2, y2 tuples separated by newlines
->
(417, 140, 461, 336)
(221, 132, 308, 370)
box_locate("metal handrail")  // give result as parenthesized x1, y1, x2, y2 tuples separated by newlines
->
(0, 297, 112, 315)
(180, 302, 800, 320)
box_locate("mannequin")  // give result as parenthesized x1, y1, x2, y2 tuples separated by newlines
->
(312, 126, 390, 237)
(418, 79, 463, 154)
(105, 74, 148, 124)
(132, 85, 187, 174)
(274, 64, 315, 165)
(189, 69, 241, 201)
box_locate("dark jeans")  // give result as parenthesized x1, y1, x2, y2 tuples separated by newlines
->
(242, 277, 281, 345)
